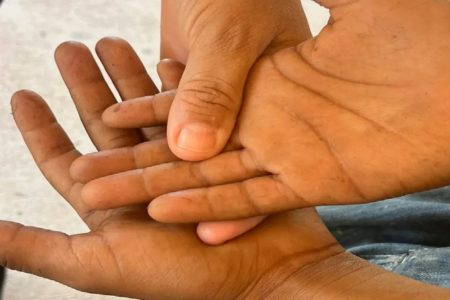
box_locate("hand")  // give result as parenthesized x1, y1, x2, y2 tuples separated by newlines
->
(3, 86, 344, 299)
(0, 47, 343, 298)
(5, 96, 450, 300)
(2, 37, 344, 299)
(4, 96, 449, 300)
(78, 0, 450, 224)
(54, 37, 264, 245)
(3, 37, 449, 300)
(160, 0, 311, 161)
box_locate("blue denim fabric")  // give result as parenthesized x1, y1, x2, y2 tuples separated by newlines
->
(0, 267, 4, 298)
(318, 186, 450, 288)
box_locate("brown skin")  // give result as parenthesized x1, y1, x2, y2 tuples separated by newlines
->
(57, 36, 257, 246)
(160, 0, 310, 161)
(77, 0, 450, 224)
(2, 40, 449, 300)
(4, 91, 450, 300)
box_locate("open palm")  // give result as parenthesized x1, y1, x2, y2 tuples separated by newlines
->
(1, 39, 346, 299)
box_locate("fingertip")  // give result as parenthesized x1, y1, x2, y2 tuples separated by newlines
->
(54, 41, 88, 63)
(95, 36, 128, 53)
(147, 197, 177, 223)
(197, 217, 266, 246)
(157, 59, 185, 91)
(157, 58, 178, 67)
(196, 224, 228, 246)
(157, 59, 185, 73)
(101, 104, 120, 127)
(80, 181, 104, 210)
(168, 122, 221, 162)
(11, 90, 40, 111)
(11, 89, 42, 102)
(69, 156, 90, 183)
(54, 41, 100, 88)
(147, 198, 164, 221)
(10, 91, 55, 130)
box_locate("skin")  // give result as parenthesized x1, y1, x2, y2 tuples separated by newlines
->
(67, 0, 314, 245)
(3, 56, 450, 300)
(160, 0, 311, 161)
(76, 0, 450, 226)
(60, 37, 265, 245)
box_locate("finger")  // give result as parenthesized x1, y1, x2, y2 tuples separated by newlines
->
(102, 87, 241, 147)
(160, 0, 188, 62)
(166, 39, 258, 162)
(0, 221, 79, 287)
(96, 37, 169, 142)
(81, 150, 265, 210)
(141, 125, 167, 141)
(148, 176, 300, 223)
(102, 91, 173, 128)
(157, 59, 185, 91)
(197, 216, 266, 245)
(71, 139, 178, 183)
(55, 41, 141, 150)
(0, 221, 110, 294)
(96, 37, 159, 100)
(11, 91, 87, 214)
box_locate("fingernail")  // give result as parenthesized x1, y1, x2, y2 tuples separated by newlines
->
(177, 122, 216, 153)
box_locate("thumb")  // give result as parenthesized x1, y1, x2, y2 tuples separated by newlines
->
(167, 45, 256, 161)
(0, 221, 88, 291)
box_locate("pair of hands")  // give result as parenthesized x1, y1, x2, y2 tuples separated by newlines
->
(4, 41, 448, 299)
(76, 0, 450, 244)
(2, 0, 450, 298)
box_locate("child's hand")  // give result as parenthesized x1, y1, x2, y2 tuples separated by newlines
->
(160, 0, 311, 162)
(76, 0, 450, 226)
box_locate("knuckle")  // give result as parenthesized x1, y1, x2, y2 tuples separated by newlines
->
(188, 163, 210, 186)
(213, 22, 253, 53)
(204, 189, 221, 219)
(239, 182, 263, 216)
(103, 133, 137, 150)
(178, 78, 238, 118)
(184, 2, 254, 54)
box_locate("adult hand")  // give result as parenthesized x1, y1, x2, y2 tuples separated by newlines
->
(4, 86, 344, 299)
(0, 43, 339, 298)
(79, 0, 450, 223)
(160, 0, 311, 161)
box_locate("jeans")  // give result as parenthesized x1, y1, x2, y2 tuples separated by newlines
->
(319, 186, 450, 288)
(0, 267, 4, 299)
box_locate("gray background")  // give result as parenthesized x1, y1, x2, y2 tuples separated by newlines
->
(0, 1, 328, 299)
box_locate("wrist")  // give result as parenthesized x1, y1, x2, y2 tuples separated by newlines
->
(240, 251, 450, 299)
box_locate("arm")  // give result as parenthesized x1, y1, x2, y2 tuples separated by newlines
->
(243, 252, 450, 299)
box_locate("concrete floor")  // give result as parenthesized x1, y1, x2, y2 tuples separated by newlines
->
(0, 1, 328, 299)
